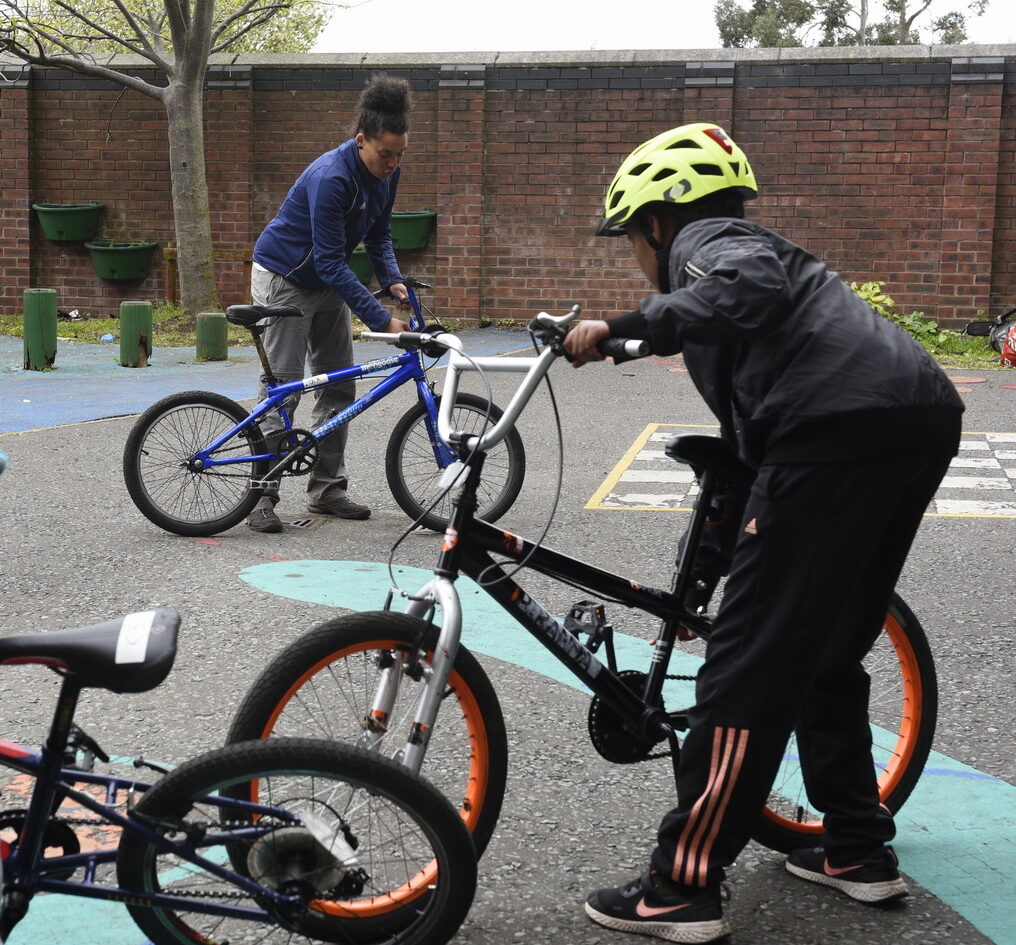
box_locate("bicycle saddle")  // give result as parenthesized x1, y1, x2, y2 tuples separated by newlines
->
(0, 607, 179, 693)
(226, 304, 303, 327)
(665, 434, 756, 485)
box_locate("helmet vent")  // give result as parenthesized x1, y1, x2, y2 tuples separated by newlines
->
(652, 168, 677, 182)
(608, 190, 624, 210)
(629, 163, 651, 177)
(667, 139, 702, 150)
(730, 161, 740, 175)
(692, 164, 724, 176)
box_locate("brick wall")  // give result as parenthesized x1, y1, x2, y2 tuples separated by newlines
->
(2, 46, 1016, 327)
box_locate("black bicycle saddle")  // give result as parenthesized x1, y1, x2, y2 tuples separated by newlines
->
(0, 607, 179, 693)
(665, 434, 756, 486)
(226, 304, 303, 327)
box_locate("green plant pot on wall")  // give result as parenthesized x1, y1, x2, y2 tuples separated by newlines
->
(85, 240, 159, 280)
(390, 210, 436, 250)
(32, 202, 105, 241)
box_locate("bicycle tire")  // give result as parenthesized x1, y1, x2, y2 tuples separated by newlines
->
(123, 390, 268, 537)
(750, 594, 937, 853)
(227, 612, 508, 862)
(116, 737, 476, 945)
(385, 392, 526, 532)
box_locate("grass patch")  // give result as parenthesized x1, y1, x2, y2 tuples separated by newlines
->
(0, 302, 251, 348)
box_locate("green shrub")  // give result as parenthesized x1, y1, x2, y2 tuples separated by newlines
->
(849, 281, 997, 368)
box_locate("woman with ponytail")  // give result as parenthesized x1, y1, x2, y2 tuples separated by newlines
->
(247, 73, 413, 533)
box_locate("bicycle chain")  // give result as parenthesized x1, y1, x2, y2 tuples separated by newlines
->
(640, 673, 696, 760)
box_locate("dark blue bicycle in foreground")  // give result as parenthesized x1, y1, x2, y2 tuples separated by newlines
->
(0, 608, 474, 945)
(122, 278, 525, 536)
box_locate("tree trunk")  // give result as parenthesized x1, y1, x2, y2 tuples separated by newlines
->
(164, 80, 220, 314)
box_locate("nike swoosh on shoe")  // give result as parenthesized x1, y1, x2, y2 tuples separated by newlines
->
(823, 860, 865, 876)
(635, 899, 692, 918)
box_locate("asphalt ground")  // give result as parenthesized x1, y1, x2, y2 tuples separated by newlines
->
(0, 331, 1013, 945)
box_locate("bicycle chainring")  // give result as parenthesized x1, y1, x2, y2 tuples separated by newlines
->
(276, 429, 318, 476)
(587, 670, 662, 764)
(0, 810, 81, 880)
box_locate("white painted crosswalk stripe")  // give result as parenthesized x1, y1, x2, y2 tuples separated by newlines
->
(588, 424, 1016, 518)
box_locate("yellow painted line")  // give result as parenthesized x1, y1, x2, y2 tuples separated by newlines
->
(585, 422, 719, 511)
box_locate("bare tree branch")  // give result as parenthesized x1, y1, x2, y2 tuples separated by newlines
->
(44, 0, 168, 66)
(212, 3, 290, 50)
(211, 0, 289, 43)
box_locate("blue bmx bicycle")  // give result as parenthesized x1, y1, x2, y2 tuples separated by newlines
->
(122, 277, 526, 537)
(0, 607, 475, 945)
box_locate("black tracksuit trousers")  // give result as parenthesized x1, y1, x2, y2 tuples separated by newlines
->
(651, 448, 955, 887)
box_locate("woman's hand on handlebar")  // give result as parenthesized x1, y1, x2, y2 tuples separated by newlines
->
(387, 282, 411, 306)
(563, 319, 610, 366)
(383, 315, 411, 337)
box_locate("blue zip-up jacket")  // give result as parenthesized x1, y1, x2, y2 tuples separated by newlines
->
(253, 138, 404, 330)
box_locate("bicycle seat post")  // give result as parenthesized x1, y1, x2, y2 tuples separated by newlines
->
(670, 468, 718, 606)
(248, 324, 276, 385)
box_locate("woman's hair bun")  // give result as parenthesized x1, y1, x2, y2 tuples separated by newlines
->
(355, 73, 411, 138)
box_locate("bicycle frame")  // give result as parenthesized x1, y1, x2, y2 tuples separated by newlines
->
(372, 315, 728, 777)
(0, 677, 316, 930)
(190, 285, 458, 481)
(393, 462, 715, 773)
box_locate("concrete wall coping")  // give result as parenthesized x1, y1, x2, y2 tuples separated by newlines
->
(3, 43, 1016, 73)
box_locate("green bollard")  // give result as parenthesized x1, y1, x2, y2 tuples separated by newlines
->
(120, 300, 153, 368)
(23, 288, 58, 371)
(195, 312, 228, 361)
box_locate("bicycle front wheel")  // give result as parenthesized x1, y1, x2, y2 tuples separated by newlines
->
(123, 391, 268, 537)
(227, 612, 508, 861)
(116, 737, 476, 945)
(751, 594, 937, 853)
(385, 392, 526, 532)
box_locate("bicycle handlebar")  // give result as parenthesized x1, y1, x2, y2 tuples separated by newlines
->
(364, 307, 650, 455)
(597, 337, 651, 362)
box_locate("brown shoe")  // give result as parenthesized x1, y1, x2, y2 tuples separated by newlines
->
(248, 506, 283, 533)
(307, 497, 371, 520)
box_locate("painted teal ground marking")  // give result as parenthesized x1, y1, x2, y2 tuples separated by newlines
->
(239, 559, 1016, 945)
(26, 556, 1008, 945)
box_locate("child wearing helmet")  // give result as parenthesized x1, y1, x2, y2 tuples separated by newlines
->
(566, 123, 963, 943)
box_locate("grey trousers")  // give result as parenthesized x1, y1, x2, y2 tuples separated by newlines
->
(251, 266, 355, 507)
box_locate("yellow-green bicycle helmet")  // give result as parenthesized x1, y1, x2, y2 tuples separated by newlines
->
(597, 123, 758, 236)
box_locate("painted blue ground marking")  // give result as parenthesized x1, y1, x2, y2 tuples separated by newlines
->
(0, 329, 531, 434)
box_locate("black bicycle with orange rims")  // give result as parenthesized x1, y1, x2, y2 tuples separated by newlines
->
(228, 305, 936, 871)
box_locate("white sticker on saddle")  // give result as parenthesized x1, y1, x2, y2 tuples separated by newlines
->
(115, 610, 156, 664)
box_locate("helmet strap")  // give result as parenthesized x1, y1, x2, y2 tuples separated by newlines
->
(639, 213, 675, 293)
(655, 247, 672, 293)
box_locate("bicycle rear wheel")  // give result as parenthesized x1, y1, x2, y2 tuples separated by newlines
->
(123, 391, 268, 537)
(385, 392, 526, 532)
(227, 613, 508, 862)
(116, 737, 476, 945)
(751, 594, 937, 853)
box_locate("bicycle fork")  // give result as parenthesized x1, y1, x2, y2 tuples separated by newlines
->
(363, 577, 462, 775)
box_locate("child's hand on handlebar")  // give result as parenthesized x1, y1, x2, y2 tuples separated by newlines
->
(563, 319, 610, 366)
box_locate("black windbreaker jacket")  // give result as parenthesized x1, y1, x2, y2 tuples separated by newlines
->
(609, 217, 964, 468)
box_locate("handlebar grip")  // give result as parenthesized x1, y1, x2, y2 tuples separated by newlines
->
(596, 337, 650, 364)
